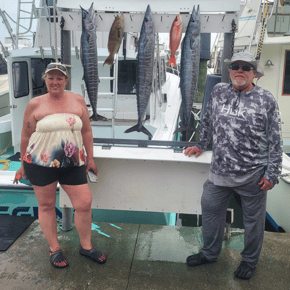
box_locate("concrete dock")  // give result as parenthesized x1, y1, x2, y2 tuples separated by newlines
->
(0, 220, 290, 290)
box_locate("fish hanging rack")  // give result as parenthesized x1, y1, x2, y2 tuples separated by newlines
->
(55, 4, 239, 34)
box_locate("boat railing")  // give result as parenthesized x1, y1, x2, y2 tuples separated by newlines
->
(166, 65, 180, 77)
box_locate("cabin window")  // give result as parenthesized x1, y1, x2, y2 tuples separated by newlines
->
(112, 60, 137, 94)
(31, 58, 47, 89)
(283, 51, 290, 95)
(12, 62, 29, 98)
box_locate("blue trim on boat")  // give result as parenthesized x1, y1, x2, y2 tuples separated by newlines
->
(266, 211, 279, 231)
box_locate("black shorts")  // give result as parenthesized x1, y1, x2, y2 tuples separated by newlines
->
(23, 162, 88, 187)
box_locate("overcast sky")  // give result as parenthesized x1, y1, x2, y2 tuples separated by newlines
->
(0, 0, 36, 45)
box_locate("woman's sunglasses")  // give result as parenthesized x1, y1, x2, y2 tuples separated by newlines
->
(46, 63, 68, 73)
(229, 64, 255, 72)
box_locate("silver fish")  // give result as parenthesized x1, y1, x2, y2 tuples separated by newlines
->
(125, 5, 155, 138)
(80, 3, 106, 121)
(174, 5, 200, 134)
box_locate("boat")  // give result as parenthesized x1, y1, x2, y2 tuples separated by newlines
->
(211, 0, 290, 232)
(4, 0, 288, 234)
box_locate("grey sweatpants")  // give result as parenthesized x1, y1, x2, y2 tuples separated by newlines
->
(200, 176, 267, 266)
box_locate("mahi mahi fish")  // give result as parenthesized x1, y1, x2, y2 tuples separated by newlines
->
(168, 14, 182, 68)
(104, 14, 124, 67)
(124, 5, 155, 138)
(174, 5, 200, 134)
(80, 3, 106, 121)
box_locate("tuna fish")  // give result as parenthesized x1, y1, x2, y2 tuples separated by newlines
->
(104, 14, 124, 67)
(80, 3, 106, 121)
(124, 5, 155, 138)
(174, 5, 200, 134)
(168, 15, 182, 68)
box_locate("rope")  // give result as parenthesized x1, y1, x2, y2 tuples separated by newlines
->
(53, 0, 58, 62)
(0, 160, 10, 171)
(0, 139, 11, 156)
(256, 0, 269, 60)
(231, 19, 237, 58)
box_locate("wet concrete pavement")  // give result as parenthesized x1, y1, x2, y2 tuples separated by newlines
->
(0, 220, 290, 290)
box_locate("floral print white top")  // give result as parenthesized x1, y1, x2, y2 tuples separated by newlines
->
(24, 113, 87, 168)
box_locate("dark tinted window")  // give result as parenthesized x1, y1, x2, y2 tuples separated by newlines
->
(113, 60, 137, 94)
(31, 58, 47, 89)
(283, 51, 290, 95)
(12, 62, 29, 98)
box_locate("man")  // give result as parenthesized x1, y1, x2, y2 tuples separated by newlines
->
(184, 51, 283, 280)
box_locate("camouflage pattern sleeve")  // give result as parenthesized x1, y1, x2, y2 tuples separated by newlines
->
(264, 96, 283, 184)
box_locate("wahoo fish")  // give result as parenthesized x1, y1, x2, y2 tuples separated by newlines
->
(125, 5, 155, 138)
(104, 14, 124, 67)
(168, 15, 182, 67)
(80, 3, 106, 121)
(174, 5, 200, 134)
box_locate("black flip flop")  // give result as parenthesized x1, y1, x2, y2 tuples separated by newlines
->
(49, 249, 69, 268)
(79, 246, 107, 264)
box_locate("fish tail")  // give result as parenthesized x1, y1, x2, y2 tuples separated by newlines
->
(174, 125, 196, 135)
(103, 55, 114, 67)
(125, 124, 153, 138)
(90, 113, 108, 121)
(168, 56, 176, 67)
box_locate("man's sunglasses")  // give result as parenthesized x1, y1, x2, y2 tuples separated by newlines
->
(229, 64, 255, 72)
(46, 63, 67, 72)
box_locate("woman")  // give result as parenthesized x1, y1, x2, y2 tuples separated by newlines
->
(13, 62, 106, 268)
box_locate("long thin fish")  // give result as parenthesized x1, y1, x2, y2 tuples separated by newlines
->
(80, 3, 106, 121)
(174, 5, 200, 134)
(104, 14, 124, 67)
(168, 15, 182, 68)
(125, 5, 155, 138)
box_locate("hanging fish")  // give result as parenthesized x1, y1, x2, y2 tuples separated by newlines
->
(174, 5, 200, 134)
(104, 14, 124, 67)
(168, 14, 182, 68)
(124, 5, 155, 138)
(80, 3, 106, 121)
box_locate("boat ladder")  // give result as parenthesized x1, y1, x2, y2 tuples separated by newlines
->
(15, 0, 37, 48)
(81, 54, 119, 138)
(0, 9, 17, 49)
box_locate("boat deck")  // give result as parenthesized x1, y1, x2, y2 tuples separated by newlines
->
(1, 220, 290, 290)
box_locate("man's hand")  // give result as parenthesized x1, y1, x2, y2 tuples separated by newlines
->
(258, 177, 275, 191)
(184, 146, 203, 158)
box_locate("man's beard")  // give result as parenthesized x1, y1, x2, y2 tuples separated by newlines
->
(231, 78, 246, 87)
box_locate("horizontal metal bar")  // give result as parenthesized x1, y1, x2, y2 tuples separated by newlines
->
(98, 92, 114, 96)
(99, 77, 115, 80)
(93, 138, 197, 148)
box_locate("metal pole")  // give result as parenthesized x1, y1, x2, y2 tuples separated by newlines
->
(60, 30, 72, 230)
(62, 30, 71, 90)
(221, 33, 232, 83)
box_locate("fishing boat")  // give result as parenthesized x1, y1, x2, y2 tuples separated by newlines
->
(210, 0, 290, 233)
(6, 0, 286, 234)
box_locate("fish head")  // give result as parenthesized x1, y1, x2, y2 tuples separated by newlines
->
(80, 3, 95, 31)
